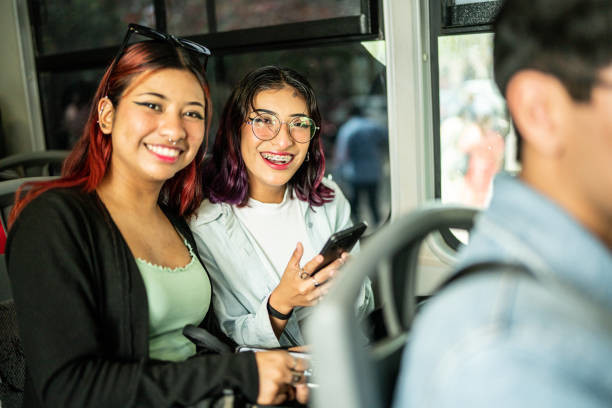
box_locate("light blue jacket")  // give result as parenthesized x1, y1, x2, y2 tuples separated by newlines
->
(189, 178, 374, 347)
(394, 174, 612, 407)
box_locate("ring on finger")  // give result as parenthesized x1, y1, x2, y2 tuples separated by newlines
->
(290, 356, 298, 370)
(299, 268, 310, 280)
(311, 276, 320, 287)
(291, 371, 303, 385)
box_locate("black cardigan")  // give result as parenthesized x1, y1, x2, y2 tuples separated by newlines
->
(6, 187, 259, 407)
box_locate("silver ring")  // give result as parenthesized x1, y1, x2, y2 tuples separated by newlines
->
(291, 372, 303, 385)
(311, 276, 320, 287)
(299, 269, 310, 280)
(290, 356, 298, 370)
(168, 137, 177, 145)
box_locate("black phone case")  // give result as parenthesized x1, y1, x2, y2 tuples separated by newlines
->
(315, 221, 367, 273)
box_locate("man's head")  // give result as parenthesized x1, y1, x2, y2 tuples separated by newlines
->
(494, 0, 612, 103)
(493, 0, 612, 246)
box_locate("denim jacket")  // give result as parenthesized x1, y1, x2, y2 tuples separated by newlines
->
(189, 178, 374, 348)
(394, 174, 612, 407)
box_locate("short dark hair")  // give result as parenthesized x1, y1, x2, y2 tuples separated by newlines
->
(494, 0, 612, 100)
(493, 0, 612, 160)
(203, 65, 334, 206)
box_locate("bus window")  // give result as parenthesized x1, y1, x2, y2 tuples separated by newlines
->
(30, 1, 155, 55)
(38, 70, 101, 150)
(429, 0, 513, 246)
(438, 33, 514, 209)
(166, 0, 362, 36)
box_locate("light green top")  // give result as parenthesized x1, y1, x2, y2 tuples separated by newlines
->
(136, 240, 211, 362)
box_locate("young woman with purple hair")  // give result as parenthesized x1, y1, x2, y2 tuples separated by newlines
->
(190, 66, 374, 348)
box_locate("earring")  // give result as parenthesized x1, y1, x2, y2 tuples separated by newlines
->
(305, 152, 310, 162)
(168, 137, 177, 146)
(97, 101, 106, 126)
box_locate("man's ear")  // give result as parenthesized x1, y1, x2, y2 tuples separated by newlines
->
(97, 97, 115, 135)
(506, 70, 570, 157)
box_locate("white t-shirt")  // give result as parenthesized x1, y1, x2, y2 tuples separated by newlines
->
(232, 189, 316, 277)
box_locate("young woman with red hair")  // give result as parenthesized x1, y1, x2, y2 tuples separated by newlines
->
(6, 26, 307, 407)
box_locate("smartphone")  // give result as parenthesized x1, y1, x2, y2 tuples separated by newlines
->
(313, 221, 367, 274)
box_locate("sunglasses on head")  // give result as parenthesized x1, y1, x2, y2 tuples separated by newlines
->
(103, 23, 211, 96)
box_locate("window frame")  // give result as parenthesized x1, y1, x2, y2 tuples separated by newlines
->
(429, 0, 501, 249)
(26, 0, 383, 152)
(29, 0, 382, 72)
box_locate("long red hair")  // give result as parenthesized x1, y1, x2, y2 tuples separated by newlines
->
(9, 41, 212, 227)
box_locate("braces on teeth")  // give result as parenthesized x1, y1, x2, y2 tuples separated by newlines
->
(262, 153, 292, 163)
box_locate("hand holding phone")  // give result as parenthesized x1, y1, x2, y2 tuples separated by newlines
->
(269, 223, 367, 319)
(314, 221, 367, 274)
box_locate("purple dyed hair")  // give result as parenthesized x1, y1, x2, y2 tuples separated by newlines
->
(203, 65, 334, 206)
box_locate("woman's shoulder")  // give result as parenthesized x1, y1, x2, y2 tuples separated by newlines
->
(189, 198, 228, 228)
(22, 186, 95, 215)
(320, 176, 342, 194)
(319, 176, 348, 207)
(13, 186, 100, 230)
(8, 187, 101, 253)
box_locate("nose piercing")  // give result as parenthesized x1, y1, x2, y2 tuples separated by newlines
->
(168, 137, 177, 146)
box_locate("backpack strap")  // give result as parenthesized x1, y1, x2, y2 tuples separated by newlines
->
(438, 261, 533, 292)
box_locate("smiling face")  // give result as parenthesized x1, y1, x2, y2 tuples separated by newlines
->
(240, 86, 311, 203)
(100, 68, 206, 187)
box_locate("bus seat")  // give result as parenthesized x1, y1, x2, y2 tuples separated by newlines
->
(0, 150, 68, 181)
(0, 299, 25, 408)
(306, 204, 477, 408)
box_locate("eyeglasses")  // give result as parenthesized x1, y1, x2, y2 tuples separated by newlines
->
(104, 23, 211, 96)
(246, 112, 319, 144)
